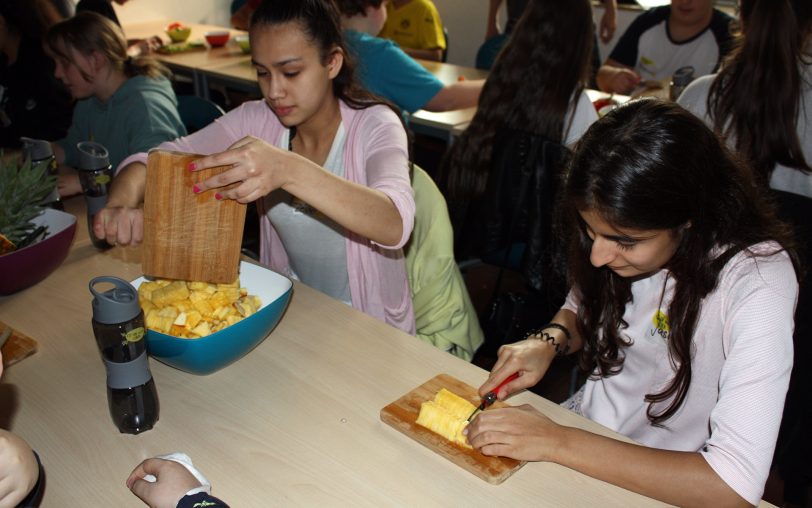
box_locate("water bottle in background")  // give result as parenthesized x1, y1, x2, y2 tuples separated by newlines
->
(89, 276, 159, 434)
(669, 66, 696, 102)
(76, 142, 114, 249)
(20, 137, 63, 211)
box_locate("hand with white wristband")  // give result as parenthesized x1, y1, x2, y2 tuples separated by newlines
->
(126, 453, 212, 508)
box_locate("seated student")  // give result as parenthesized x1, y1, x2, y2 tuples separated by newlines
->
(377, 0, 445, 62)
(0, 0, 73, 148)
(678, 0, 812, 197)
(96, 0, 417, 335)
(466, 100, 797, 506)
(441, 0, 598, 262)
(596, 0, 734, 95)
(0, 350, 44, 507)
(43, 12, 186, 197)
(336, 0, 483, 114)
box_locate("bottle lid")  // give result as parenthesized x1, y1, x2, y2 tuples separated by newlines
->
(89, 276, 142, 324)
(672, 66, 695, 86)
(77, 141, 111, 171)
(20, 137, 53, 161)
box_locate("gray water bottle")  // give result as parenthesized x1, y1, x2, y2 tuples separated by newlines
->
(89, 276, 159, 434)
(77, 142, 114, 249)
(20, 137, 62, 210)
(669, 66, 696, 101)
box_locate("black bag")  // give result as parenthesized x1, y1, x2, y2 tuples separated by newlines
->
(475, 130, 568, 351)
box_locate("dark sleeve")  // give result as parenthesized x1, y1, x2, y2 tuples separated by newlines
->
(709, 9, 735, 67)
(176, 492, 230, 508)
(608, 6, 669, 67)
(16, 450, 44, 508)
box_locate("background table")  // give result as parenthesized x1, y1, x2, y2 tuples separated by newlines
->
(124, 20, 250, 98)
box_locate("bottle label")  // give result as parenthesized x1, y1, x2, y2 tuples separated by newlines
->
(104, 350, 153, 389)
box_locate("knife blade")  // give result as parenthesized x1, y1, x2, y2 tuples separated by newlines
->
(466, 372, 519, 422)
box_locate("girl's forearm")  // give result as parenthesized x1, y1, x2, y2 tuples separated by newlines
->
(283, 158, 405, 247)
(553, 427, 750, 507)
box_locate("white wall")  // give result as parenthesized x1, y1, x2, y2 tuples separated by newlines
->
(112, 0, 232, 27)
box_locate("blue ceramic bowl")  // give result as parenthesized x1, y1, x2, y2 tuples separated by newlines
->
(132, 261, 292, 375)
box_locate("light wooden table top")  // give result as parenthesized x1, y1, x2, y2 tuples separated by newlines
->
(0, 202, 684, 507)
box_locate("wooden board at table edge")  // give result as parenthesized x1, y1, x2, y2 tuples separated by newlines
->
(0, 320, 38, 367)
(380, 373, 525, 485)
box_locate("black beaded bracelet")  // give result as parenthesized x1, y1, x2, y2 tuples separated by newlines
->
(524, 323, 571, 357)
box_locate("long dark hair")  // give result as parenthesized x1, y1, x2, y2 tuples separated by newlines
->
(441, 0, 593, 200)
(44, 12, 170, 81)
(561, 99, 798, 425)
(708, 0, 812, 183)
(250, 0, 397, 115)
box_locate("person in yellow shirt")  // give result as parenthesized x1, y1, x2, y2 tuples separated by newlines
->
(378, 0, 446, 61)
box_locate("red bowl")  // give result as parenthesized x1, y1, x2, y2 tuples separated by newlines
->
(0, 208, 77, 295)
(204, 31, 230, 48)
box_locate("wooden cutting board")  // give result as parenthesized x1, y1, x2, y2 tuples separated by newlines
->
(142, 150, 246, 283)
(0, 321, 38, 368)
(380, 374, 525, 484)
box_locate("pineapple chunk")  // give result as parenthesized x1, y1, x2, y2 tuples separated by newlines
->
(191, 321, 212, 337)
(151, 281, 190, 306)
(415, 388, 475, 449)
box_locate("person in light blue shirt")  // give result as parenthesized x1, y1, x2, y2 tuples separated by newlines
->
(337, 0, 483, 114)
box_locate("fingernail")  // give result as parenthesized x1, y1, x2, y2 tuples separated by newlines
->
(193, 185, 200, 194)
(187, 162, 196, 171)
(215, 193, 222, 200)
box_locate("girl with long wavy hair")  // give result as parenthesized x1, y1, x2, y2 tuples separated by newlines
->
(96, 0, 416, 335)
(439, 0, 597, 264)
(678, 0, 812, 195)
(44, 11, 186, 196)
(466, 100, 798, 506)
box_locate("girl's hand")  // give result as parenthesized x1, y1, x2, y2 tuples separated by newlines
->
(190, 136, 294, 203)
(93, 206, 144, 246)
(126, 458, 201, 508)
(465, 404, 562, 462)
(478, 339, 557, 400)
(0, 430, 38, 508)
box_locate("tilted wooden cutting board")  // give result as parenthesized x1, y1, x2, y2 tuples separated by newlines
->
(380, 374, 526, 484)
(142, 150, 246, 283)
(0, 320, 38, 367)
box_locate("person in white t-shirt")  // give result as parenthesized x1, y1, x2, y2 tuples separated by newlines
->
(465, 99, 798, 506)
(678, 0, 812, 198)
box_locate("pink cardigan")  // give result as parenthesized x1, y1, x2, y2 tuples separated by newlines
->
(120, 100, 416, 334)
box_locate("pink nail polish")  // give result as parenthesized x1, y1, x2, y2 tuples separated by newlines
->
(193, 185, 200, 194)
(215, 193, 222, 200)
(187, 162, 196, 171)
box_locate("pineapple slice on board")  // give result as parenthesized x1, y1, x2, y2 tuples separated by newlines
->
(416, 388, 476, 449)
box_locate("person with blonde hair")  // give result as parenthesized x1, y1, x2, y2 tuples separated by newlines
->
(43, 11, 185, 196)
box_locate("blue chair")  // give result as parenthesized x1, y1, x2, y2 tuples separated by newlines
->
(176, 95, 225, 134)
(476, 33, 507, 70)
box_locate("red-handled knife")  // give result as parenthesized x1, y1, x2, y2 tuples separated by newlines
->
(466, 372, 519, 422)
